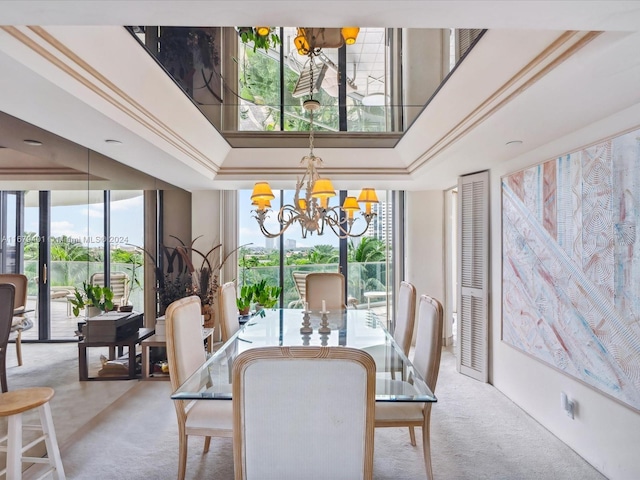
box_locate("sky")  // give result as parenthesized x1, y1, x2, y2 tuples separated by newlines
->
(23, 194, 144, 249)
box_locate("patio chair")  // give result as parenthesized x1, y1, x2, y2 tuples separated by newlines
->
(89, 272, 131, 308)
(287, 271, 308, 308)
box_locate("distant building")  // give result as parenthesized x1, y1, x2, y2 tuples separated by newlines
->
(265, 237, 275, 250)
(285, 238, 296, 249)
(365, 200, 391, 242)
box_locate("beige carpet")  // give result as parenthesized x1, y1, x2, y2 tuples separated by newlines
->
(52, 347, 606, 480)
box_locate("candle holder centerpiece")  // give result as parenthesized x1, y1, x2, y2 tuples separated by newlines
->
(318, 300, 331, 334)
(300, 302, 313, 334)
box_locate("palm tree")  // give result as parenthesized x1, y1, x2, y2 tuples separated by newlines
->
(348, 238, 387, 302)
(307, 244, 339, 264)
(348, 237, 385, 263)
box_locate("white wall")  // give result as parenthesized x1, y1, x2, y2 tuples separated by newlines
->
(489, 107, 640, 479)
(191, 190, 222, 251)
(405, 190, 445, 327)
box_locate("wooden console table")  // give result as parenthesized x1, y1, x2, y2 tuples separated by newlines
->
(78, 328, 154, 381)
(141, 327, 214, 381)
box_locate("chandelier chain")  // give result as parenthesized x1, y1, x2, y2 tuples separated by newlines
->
(308, 57, 315, 156)
(250, 44, 377, 239)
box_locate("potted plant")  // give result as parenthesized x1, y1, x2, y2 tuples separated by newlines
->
(69, 282, 115, 318)
(251, 279, 282, 310)
(236, 27, 282, 52)
(236, 284, 253, 316)
(69, 281, 115, 338)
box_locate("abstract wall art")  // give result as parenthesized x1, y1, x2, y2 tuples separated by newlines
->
(502, 128, 640, 411)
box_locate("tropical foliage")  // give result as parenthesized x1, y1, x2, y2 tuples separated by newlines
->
(237, 238, 387, 307)
(238, 41, 339, 133)
(348, 237, 386, 263)
(22, 232, 144, 305)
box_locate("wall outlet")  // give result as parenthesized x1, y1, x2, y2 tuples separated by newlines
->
(560, 392, 575, 419)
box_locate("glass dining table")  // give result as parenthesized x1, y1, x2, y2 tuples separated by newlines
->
(171, 308, 437, 403)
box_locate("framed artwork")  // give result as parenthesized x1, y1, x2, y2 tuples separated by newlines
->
(502, 128, 640, 411)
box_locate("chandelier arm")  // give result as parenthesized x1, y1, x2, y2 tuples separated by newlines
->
(252, 206, 300, 239)
(323, 208, 378, 238)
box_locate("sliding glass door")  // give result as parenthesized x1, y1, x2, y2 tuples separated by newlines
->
(2, 189, 145, 341)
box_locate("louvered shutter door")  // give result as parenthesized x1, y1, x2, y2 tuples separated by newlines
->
(457, 171, 489, 382)
(456, 29, 483, 61)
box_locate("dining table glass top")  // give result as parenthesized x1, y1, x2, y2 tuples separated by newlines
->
(171, 308, 436, 403)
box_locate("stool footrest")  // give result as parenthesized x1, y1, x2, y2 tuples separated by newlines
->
(31, 465, 56, 480)
(23, 424, 43, 431)
(22, 456, 51, 464)
(22, 433, 47, 452)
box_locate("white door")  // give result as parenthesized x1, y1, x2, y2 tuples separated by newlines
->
(456, 171, 489, 382)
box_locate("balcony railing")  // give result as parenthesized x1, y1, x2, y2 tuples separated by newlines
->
(239, 261, 388, 313)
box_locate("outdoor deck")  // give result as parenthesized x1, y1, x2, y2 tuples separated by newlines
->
(22, 296, 82, 341)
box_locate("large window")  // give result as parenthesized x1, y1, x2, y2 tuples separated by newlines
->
(238, 189, 396, 324)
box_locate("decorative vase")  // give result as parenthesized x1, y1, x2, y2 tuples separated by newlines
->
(202, 303, 215, 329)
(155, 317, 166, 337)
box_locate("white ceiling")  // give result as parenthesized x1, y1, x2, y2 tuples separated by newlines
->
(0, 1, 639, 192)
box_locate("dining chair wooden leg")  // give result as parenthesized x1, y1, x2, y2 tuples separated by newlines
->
(203, 436, 211, 453)
(178, 429, 188, 480)
(422, 406, 434, 480)
(0, 352, 7, 393)
(15, 330, 22, 367)
(408, 426, 416, 446)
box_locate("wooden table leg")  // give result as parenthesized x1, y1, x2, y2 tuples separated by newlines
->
(78, 344, 88, 381)
(142, 342, 150, 379)
(127, 341, 136, 379)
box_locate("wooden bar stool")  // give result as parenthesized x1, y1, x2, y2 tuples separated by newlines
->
(0, 387, 65, 479)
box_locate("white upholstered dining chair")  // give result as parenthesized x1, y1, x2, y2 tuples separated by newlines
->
(394, 281, 417, 356)
(374, 294, 443, 480)
(220, 281, 240, 342)
(0, 283, 15, 393)
(305, 272, 346, 311)
(0, 273, 31, 367)
(232, 346, 376, 480)
(165, 295, 233, 480)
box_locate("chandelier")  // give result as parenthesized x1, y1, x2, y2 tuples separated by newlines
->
(293, 27, 360, 55)
(250, 30, 378, 239)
